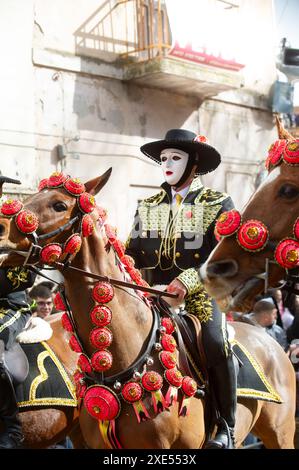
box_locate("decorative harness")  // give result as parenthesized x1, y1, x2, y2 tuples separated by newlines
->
(215, 138, 299, 294)
(0, 171, 203, 449)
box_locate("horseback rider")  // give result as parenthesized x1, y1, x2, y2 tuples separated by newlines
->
(0, 176, 36, 448)
(126, 129, 237, 449)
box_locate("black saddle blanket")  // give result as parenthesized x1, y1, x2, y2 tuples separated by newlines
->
(15, 341, 77, 408)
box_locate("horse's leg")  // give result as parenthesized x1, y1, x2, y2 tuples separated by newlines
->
(20, 408, 78, 449)
(234, 399, 262, 447)
(252, 400, 295, 449)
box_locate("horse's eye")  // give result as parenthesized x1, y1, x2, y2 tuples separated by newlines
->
(53, 202, 67, 212)
(278, 184, 299, 199)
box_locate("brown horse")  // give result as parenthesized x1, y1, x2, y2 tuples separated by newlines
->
(0, 169, 296, 448)
(201, 120, 299, 313)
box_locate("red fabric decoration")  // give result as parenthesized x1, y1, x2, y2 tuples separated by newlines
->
(159, 351, 177, 369)
(91, 349, 113, 372)
(95, 205, 107, 222)
(38, 179, 48, 191)
(181, 376, 197, 397)
(61, 313, 74, 332)
(105, 224, 117, 242)
(193, 135, 207, 143)
(237, 220, 269, 252)
(54, 292, 66, 311)
(47, 172, 68, 187)
(15, 210, 39, 234)
(83, 385, 120, 421)
(77, 354, 93, 374)
(275, 238, 299, 269)
(40, 243, 62, 264)
(81, 214, 95, 237)
(78, 192, 96, 213)
(69, 334, 83, 353)
(120, 255, 135, 270)
(215, 210, 241, 237)
(294, 217, 299, 240)
(141, 371, 163, 392)
(64, 177, 85, 195)
(283, 140, 299, 164)
(73, 370, 87, 399)
(164, 368, 183, 388)
(266, 140, 286, 169)
(63, 234, 82, 256)
(90, 305, 112, 327)
(110, 239, 125, 258)
(92, 282, 114, 304)
(0, 199, 23, 216)
(129, 268, 143, 284)
(161, 334, 177, 353)
(121, 382, 143, 403)
(89, 327, 113, 350)
(161, 317, 175, 334)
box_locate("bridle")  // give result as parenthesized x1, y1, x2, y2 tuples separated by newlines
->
(214, 137, 299, 296)
(0, 172, 177, 299)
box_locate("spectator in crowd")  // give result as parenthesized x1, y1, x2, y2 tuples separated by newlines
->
(272, 289, 294, 331)
(246, 300, 288, 351)
(28, 284, 54, 319)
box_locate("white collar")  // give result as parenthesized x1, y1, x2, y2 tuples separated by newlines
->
(171, 185, 190, 202)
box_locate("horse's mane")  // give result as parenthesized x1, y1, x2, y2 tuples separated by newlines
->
(275, 115, 295, 141)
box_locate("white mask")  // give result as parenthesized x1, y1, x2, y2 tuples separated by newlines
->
(160, 148, 189, 186)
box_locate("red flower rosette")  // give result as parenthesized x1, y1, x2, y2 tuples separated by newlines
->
(38, 179, 48, 191)
(267, 139, 286, 168)
(193, 135, 207, 143)
(61, 312, 74, 332)
(121, 381, 150, 423)
(78, 192, 96, 213)
(15, 210, 39, 234)
(164, 368, 183, 407)
(83, 385, 120, 421)
(161, 317, 175, 334)
(294, 217, 299, 240)
(214, 227, 222, 242)
(64, 177, 85, 195)
(40, 243, 62, 264)
(161, 334, 177, 353)
(63, 234, 82, 256)
(81, 214, 95, 237)
(73, 370, 87, 399)
(47, 172, 68, 187)
(215, 210, 241, 237)
(159, 351, 177, 369)
(142, 371, 163, 392)
(90, 305, 112, 327)
(179, 376, 198, 417)
(141, 371, 166, 414)
(54, 291, 66, 311)
(89, 327, 113, 350)
(69, 334, 83, 353)
(77, 354, 93, 374)
(283, 140, 299, 165)
(275, 238, 299, 269)
(91, 349, 113, 372)
(92, 282, 114, 304)
(237, 220, 269, 252)
(0, 199, 23, 217)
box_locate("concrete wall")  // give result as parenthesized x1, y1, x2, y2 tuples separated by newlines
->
(0, 0, 278, 242)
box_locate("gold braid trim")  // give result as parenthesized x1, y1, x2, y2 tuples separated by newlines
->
(0, 308, 29, 334)
(177, 268, 201, 295)
(184, 285, 213, 323)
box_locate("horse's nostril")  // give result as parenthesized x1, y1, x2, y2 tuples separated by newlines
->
(206, 259, 238, 278)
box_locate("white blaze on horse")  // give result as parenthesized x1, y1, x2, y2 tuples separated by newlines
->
(0, 167, 296, 448)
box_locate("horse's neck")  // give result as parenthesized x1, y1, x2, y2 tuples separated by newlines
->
(63, 230, 153, 373)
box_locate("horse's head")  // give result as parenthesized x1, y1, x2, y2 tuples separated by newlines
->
(202, 120, 299, 312)
(0, 169, 112, 268)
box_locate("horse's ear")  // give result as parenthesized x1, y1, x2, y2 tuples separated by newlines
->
(85, 168, 112, 195)
(275, 115, 295, 140)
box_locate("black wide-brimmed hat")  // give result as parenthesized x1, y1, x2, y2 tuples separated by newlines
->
(140, 128, 221, 175)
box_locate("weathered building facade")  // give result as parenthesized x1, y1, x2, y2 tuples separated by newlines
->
(0, 0, 278, 241)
